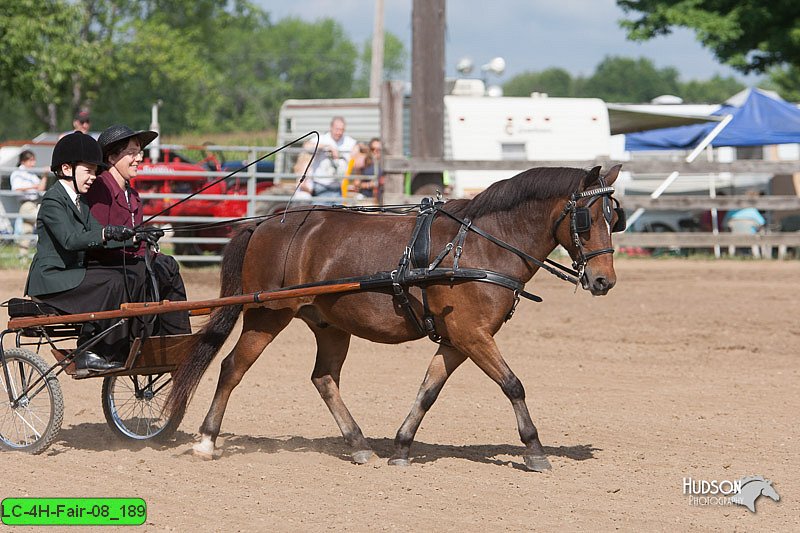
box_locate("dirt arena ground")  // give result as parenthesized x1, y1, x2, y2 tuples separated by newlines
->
(2, 259, 798, 531)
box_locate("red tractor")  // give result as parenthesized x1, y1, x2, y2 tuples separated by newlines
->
(132, 149, 277, 257)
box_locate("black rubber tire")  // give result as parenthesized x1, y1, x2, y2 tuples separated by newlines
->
(101, 373, 184, 443)
(0, 348, 64, 454)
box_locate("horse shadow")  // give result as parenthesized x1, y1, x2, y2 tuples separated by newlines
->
(53, 423, 599, 468)
(50, 423, 197, 455)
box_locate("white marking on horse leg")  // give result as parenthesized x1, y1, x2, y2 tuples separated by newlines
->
(192, 434, 216, 459)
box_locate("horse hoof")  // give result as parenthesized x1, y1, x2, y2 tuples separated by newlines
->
(388, 457, 411, 467)
(524, 455, 552, 472)
(191, 449, 214, 461)
(192, 442, 215, 461)
(351, 450, 375, 464)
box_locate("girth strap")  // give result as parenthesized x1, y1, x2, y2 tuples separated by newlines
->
(410, 197, 438, 269)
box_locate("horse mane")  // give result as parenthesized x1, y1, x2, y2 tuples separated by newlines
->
(444, 167, 587, 219)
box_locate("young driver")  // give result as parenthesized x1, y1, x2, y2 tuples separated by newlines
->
(24, 132, 143, 373)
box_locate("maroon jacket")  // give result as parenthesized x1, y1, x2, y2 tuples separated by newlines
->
(85, 170, 145, 260)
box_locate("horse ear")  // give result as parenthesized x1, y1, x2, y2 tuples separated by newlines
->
(584, 166, 602, 187)
(603, 164, 623, 186)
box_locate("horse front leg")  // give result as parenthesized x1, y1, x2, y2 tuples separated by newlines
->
(308, 324, 374, 464)
(389, 345, 467, 466)
(459, 334, 551, 472)
(193, 307, 293, 459)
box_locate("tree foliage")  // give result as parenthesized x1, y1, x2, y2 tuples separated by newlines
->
(0, 0, 113, 131)
(502, 68, 573, 97)
(578, 56, 681, 102)
(352, 32, 408, 97)
(617, 0, 800, 74)
(0, 0, 367, 137)
(502, 57, 744, 103)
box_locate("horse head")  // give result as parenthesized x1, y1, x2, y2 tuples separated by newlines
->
(760, 480, 780, 502)
(553, 165, 624, 296)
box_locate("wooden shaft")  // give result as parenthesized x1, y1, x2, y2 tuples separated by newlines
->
(7, 282, 363, 329)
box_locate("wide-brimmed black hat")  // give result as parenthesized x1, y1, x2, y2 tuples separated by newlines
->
(51, 132, 104, 172)
(97, 124, 158, 155)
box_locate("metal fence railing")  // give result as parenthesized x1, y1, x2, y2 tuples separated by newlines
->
(0, 142, 379, 263)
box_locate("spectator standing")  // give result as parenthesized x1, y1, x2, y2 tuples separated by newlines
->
(363, 138, 382, 177)
(361, 138, 383, 199)
(10, 150, 46, 257)
(303, 116, 357, 198)
(59, 110, 92, 139)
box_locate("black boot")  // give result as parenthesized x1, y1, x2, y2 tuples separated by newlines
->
(74, 351, 122, 372)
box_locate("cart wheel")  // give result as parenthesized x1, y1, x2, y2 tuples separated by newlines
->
(0, 348, 64, 454)
(101, 373, 184, 442)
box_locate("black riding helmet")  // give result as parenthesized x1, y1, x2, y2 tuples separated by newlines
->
(98, 124, 158, 161)
(50, 132, 104, 174)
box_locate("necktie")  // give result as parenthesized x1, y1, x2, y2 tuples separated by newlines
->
(75, 194, 81, 213)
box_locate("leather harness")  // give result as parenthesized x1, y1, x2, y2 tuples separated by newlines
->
(391, 198, 542, 344)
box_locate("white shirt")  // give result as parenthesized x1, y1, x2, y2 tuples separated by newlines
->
(310, 131, 357, 180)
(10, 165, 42, 202)
(59, 180, 79, 205)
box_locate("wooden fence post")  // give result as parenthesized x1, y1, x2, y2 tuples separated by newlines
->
(380, 80, 405, 204)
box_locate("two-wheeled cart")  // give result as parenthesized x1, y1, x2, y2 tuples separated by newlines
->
(0, 279, 418, 455)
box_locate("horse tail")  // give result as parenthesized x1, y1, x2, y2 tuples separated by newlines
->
(166, 223, 256, 416)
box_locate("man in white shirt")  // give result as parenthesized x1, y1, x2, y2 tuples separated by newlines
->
(303, 116, 357, 198)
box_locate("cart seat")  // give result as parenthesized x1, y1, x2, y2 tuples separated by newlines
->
(3, 298, 81, 338)
(4, 298, 62, 318)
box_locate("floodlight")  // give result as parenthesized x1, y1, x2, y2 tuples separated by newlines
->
(482, 57, 506, 76)
(457, 57, 474, 75)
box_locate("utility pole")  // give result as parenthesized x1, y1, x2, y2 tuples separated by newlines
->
(410, 0, 445, 191)
(369, 0, 385, 99)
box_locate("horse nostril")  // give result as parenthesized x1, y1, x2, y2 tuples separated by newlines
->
(593, 277, 611, 292)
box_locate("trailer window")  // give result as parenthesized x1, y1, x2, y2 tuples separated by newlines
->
(501, 143, 526, 161)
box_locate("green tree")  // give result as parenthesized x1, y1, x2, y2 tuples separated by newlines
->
(577, 56, 680, 102)
(764, 66, 800, 103)
(217, 16, 358, 129)
(502, 68, 573, 97)
(678, 75, 744, 103)
(0, 0, 112, 132)
(92, 18, 221, 134)
(352, 32, 408, 97)
(617, 0, 800, 74)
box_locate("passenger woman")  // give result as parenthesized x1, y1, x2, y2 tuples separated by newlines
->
(87, 124, 190, 335)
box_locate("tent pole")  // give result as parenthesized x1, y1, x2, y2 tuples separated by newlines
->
(709, 168, 721, 258)
(625, 114, 735, 230)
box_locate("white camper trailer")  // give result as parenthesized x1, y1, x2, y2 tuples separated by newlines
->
(443, 95, 610, 196)
(276, 91, 613, 197)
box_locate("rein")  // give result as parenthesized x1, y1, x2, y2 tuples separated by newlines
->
(437, 207, 581, 285)
(134, 131, 321, 229)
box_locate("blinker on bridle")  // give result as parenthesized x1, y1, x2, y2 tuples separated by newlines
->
(553, 179, 626, 283)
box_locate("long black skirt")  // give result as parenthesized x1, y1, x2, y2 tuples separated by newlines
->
(36, 261, 150, 362)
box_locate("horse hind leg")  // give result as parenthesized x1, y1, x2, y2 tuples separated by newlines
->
(193, 307, 294, 459)
(389, 345, 467, 466)
(307, 323, 374, 464)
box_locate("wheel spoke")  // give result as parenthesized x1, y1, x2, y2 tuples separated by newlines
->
(13, 409, 42, 439)
(0, 350, 61, 453)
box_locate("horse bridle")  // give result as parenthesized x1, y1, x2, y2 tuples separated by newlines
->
(553, 179, 626, 284)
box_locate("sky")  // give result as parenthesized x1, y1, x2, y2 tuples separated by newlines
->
(256, 0, 763, 86)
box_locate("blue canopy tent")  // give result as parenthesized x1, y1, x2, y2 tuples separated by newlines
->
(626, 88, 800, 150)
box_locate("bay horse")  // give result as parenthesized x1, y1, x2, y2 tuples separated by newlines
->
(167, 165, 623, 471)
